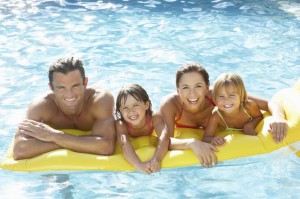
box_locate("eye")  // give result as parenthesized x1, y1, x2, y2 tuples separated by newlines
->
(57, 87, 65, 91)
(218, 95, 224, 99)
(182, 86, 188, 89)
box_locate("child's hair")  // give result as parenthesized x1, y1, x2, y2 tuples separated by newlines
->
(212, 73, 248, 103)
(115, 84, 152, 121)
(176, 63, 210, 87)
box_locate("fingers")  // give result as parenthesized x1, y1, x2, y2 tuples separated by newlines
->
(270, 125, 287, 143)
(209, 143, 219, 152)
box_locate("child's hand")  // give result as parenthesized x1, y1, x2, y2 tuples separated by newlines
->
(211, 136, 225, 146)
(268, 117, 288, 143)
(135, 161, 152, 175)
(149, 157, 161, 173)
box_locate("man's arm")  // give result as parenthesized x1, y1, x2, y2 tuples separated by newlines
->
(13, 90, 116, 160)
(47, 90, 116, 155)
(13, 97, 62, 160)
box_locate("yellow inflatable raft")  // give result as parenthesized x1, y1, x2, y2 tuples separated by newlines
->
(1, 79, 300, 172)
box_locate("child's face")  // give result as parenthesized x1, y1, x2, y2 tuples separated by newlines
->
(120, 94, 150, 126)
(177, 72, 209, 111)
(215, 85, 241, 114)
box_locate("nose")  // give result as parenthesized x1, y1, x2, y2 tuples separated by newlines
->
(64, 88, 74, 97)
(189, 88, 196, 96)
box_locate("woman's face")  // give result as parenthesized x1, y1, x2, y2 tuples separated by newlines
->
(177, 72, 209, 111)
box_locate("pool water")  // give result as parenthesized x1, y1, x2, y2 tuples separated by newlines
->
(0, 0, 300, 198)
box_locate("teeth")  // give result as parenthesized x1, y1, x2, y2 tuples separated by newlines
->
(129, 115, 138, 120)
(188, 98, 198, 103)
(65, 97, 76, 102)
(224, 104, 233, 108)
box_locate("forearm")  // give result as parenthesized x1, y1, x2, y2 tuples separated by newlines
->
(169, 137, 196, 150)
(244, 116, 263, 135)
(153, 134, 169, 161)
(268, 101, 285, 119)
(121, 142, 143, 167)
(13, 136, 61, 160)
(51, 133, 114, 155)
(202, 134, 215, 143)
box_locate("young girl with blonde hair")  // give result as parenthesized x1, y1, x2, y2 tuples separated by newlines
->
(203, 73, 263, 146)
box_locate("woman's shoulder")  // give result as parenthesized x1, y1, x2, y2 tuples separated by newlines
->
(160, 92, 180, 107)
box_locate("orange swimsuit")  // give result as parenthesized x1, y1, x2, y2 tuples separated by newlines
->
(175, 96, 215, 129)
(127, 114, 154, 137)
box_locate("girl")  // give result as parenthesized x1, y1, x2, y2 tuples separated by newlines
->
(203, 73, 263, 146)
(115, 84, 169, 174)
(159, 63, 287, 167)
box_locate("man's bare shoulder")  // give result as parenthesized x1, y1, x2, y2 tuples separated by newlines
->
(89, 87, 114, 104)
(27, 93, 58, 119)
(87, 87, 114, 117)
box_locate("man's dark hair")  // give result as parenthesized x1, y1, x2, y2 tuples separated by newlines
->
(48, 57, 85, 85)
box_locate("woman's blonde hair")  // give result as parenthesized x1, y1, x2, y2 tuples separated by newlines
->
(212, 73, 248, 103)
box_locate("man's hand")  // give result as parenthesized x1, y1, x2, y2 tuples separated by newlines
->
(18, 119, 61, 142)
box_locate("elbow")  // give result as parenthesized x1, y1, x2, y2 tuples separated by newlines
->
(94, 138, 115, 156)
(13, 143, 30, 160)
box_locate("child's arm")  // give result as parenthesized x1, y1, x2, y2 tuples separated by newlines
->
(116, 121, 151, 174)
(203, 113, 226, 146)
(243, 101, 264, 135)
(150, 114, 170, 172)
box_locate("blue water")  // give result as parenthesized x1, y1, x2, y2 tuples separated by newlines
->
(0, 0, 300, 198)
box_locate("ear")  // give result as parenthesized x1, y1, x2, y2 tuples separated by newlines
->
(145, 101, 150, 109)
(206, 83, 210, 93)
(48, 83, 54, 91)
(83, 77, 88, 88)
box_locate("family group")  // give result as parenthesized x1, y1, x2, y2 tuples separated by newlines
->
(13, 56, 287, 174)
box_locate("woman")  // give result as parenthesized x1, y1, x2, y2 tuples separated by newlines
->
(159, 63, 287, 168)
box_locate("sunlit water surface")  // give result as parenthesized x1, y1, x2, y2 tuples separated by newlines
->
(0, 0, 300, 198)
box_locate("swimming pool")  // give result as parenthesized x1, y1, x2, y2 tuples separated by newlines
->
(0, 0, 300, 198)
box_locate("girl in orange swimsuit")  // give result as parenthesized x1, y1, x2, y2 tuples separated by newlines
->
(203, 73, 263, 146)
(115, 84, 169, 174)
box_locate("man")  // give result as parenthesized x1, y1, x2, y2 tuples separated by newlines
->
(13, 57, 116, 160)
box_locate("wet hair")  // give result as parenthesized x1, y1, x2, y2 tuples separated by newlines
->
(176, 63, 209, 87)
(212, 73, 248, 103)
(48, 57, 85, 86)
(115, 84, 152, 121)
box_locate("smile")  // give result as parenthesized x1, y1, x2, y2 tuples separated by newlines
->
(223, 104, 233, 108)
(187, 98, 199, 104)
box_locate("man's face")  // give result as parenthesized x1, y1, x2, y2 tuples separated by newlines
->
(49, 70, 87, 114)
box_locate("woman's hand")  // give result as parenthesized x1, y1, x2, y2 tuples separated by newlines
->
(188, 139, 219, 168)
